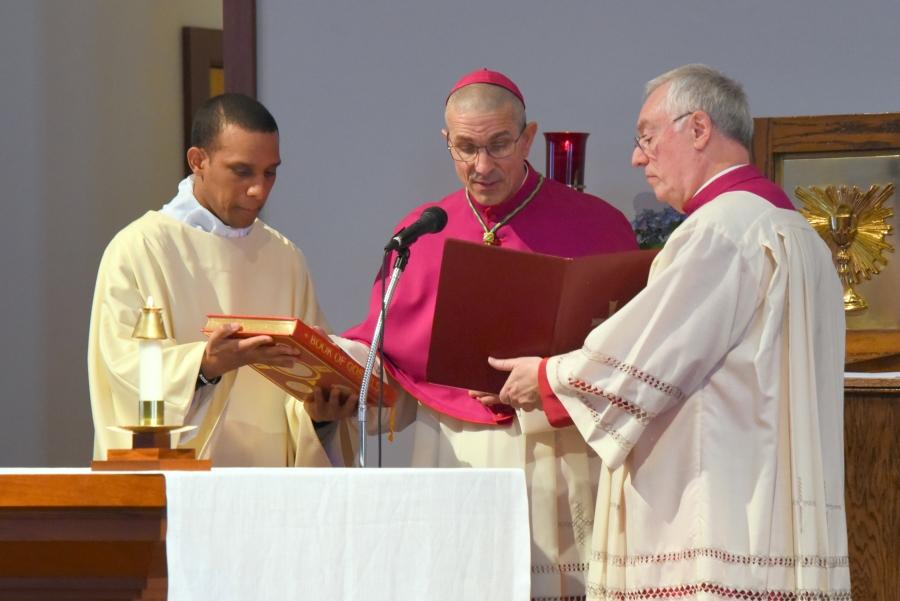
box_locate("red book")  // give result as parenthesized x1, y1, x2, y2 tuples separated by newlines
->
(203, 315, 396, 407)
(425, 239, 659, 394)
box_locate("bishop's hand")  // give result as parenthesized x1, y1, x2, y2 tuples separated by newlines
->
(488, 356, 544, 412)
(199, 322, 300, 381)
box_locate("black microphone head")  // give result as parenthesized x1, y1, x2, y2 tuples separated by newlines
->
(423, 206, 448, 233)
(384, 206, 449, 252)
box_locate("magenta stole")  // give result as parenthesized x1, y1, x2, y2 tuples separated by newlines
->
(682, 164, 795, 215)
(342, 165, 639, 425)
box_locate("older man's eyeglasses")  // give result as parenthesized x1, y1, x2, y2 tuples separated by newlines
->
(447, 126, 526, 162)
(634, 112, 693, 158)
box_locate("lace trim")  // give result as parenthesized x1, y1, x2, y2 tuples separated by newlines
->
(581, 349, 685, 402)
(568, 377, 655, 425)
(553, 357, 635, 454)
(590, 547, 850, 569)
(532, 563, 589, 573)
(587, 581, 851, 601)
(576, 392, 634, 453)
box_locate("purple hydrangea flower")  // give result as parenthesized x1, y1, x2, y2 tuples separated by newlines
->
(631, 206, 687, 248)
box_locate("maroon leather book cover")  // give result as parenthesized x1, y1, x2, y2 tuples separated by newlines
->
(425, 239, 660, 394)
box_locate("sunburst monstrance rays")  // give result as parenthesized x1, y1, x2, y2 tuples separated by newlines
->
(794, 184, 894, 312)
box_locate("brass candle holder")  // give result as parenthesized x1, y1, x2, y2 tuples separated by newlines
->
(91, 298, 209, 471)
(133, 302, 167, 426)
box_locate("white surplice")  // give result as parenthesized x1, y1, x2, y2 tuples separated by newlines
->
(547, 192, 851, 599)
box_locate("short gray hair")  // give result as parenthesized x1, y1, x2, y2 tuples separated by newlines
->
(645, 64, 753, 151)
(445, 83, 526, 130)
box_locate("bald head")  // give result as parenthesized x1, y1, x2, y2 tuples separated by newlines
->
(445, 83, 526, 130)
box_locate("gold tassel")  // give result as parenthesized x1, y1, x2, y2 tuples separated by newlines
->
(388, 406, 396, 442)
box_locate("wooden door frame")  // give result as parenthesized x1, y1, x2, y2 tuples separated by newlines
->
(752, 113, 900, 182)
(181, 26, 223, 169)
(752, 113, 900, 369)
(223, 0, 256, 98)
(180, 0, 256, 173)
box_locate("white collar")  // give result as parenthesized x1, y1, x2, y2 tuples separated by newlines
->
(508, 162, 529, 196)
(158, 176, 253, 238)
(693, 164, 748, 196)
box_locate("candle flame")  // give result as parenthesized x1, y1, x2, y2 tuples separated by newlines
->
(147, 296, 154, 308)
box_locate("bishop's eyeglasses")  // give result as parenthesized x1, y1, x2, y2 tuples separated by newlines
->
(446, 126, 526, 162)
(634, 112, 693, 158)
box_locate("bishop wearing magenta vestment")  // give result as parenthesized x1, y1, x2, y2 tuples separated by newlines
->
(340, 70, 638, 599)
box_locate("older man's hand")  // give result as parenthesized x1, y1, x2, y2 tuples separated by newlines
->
(487, 356, 543, 412)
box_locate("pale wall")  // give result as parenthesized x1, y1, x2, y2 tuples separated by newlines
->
(0, 1, 222, 466)
(259, 0, 900, 336)
(257, 0, 900, 466)
(2, 0, 899, 466)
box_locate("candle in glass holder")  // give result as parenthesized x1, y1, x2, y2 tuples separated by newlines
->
(544, 132, 589, 191)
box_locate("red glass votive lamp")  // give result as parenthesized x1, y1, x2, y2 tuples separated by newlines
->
(544, 132, 589, 191)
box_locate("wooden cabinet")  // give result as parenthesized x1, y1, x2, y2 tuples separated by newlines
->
(844, 379, 900, 601)
(0, 474, 166, 600)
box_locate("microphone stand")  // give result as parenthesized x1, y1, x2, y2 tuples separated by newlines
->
(357, 247, 409, 467)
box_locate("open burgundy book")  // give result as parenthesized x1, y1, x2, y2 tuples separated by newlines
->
(203, 315, 396, 407)
(425, 239, 660, 394)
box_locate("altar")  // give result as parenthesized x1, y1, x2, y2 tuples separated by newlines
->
(0, 468, 530, 600)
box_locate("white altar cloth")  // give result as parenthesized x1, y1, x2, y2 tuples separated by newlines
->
(165, 468, 529, 601)
(0, 467, 530, 600)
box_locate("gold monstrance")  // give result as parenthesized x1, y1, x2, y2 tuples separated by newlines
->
(795, 184, 894, 312)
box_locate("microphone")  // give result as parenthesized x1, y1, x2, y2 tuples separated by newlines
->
(384, 207, 448, 252)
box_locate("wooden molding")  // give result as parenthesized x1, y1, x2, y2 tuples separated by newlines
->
(0, 475, 166, 598)
(223, 0, 257, 98)
(845, 378, 900, 393)
(752, 113, 900, 182)
(846, 329, 900, 357)
(0, 474, 165, 508)
(181, 0, 258, 176)
(181, 26, 223, 172)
